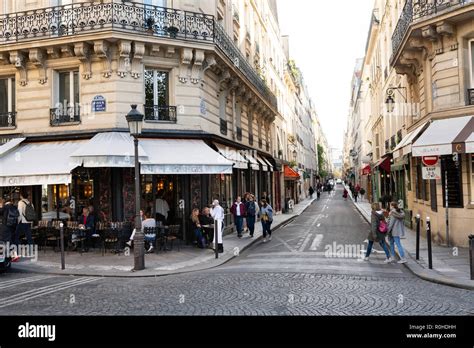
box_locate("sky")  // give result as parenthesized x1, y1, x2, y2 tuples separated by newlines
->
(277, 0, 374, 151)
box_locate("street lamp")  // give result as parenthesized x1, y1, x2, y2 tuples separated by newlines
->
(385, 95, 395, 113)
(126, 104, 145, 271)
(292, 149, 297, 161)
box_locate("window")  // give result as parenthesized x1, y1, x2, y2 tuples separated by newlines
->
(235, 102, 242, 140)
(219, 90, 228, 135)
(51, 70, 80, 126)
(470, 154, 474, 204)
(441, 155, 464, 208)
(144, 69, 174, 122)
(469, 40, 474, 88)
(0, 77, 15, 128)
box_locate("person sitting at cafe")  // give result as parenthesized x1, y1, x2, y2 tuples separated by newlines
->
(126, 210, 157, 251)
(199, 207, 214, 246)
(191, 208, 206, 248)
(74, 207, 94, 251)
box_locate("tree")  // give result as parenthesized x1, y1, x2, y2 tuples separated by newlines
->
(317, 144, 327, 179)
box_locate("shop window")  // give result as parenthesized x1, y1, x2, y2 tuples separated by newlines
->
(0, 77, 15, 128)
(144, 69, 175, 122)
(441, 156, 463, 208)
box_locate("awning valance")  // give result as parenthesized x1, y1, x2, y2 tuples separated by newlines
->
(392, 122, 428, 159)
(412, 116, 474, 156)
(140, 139, 233, 174)
(261, 157, 274, 172)
(284, 165, 300, 180)
(0, 140, 85, 187)
(214, 144, 248, 169)
(373, 156, 391, 172)
(70, 132, 148, 167)
(255, 154, 269, 171)
(243, 152, 260, 171)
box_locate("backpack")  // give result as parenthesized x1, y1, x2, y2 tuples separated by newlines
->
(378, 220, 388, 233)
(247, 202, 256, 216)
(6, 206, 19, 227)
(22, 200, 37, 222)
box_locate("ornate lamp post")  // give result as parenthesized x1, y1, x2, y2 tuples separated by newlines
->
(126, 105, 145, 271)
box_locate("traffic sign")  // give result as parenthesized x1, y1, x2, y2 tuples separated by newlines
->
(422, 165, 441, 180)
(422, 156, 439, 167)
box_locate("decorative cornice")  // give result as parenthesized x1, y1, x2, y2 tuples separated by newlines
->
(117, 40, 132, 78)
(191, 49, 205, 84)
(179, 48, 193, 83)
(9, 51, 27, 86)
(94, 40, 112, 78)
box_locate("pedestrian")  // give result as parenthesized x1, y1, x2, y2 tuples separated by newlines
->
(387, 202, 407, 263)
(210, 200, 225, 253)
(343, 188, 348, 201)
(259, 199, 273, 243)
(230, 196, 246, 238)
(244, 194, 259, 238)
(155, 190, 170, 225)
(353, 189, 359, 202)
(242, 192, 250, 233)
(190, 208, 206, 249)
(364, 202, 392, 263)
(16, 190, 35, 246)
(126, 209, 145, 247)
(317, 183, 322, 200)
(309, 186, 314, 199)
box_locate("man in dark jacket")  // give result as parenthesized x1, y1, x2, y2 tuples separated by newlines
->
(230, 196, 246, 238)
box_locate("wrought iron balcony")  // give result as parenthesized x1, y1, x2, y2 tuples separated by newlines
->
(144, 105, 177, 122)
(50, 106, 80, 126)
(391, 0, 470, 60)
(220, 118, 227, 135)
(0, 112, 16, 128)
(468, 88, 474, 105)
(0, 1, 278, 110)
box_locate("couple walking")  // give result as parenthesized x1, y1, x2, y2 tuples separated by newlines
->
(365, 201, 407, 264)
(230, 195, 274, 243)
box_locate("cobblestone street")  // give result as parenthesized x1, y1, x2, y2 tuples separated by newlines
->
(1, 187, 472, 316)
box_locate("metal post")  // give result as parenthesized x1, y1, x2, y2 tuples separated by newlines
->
(214, 220, 218, 259)
(426, 216, 433, 270)
(469, 235, 474, 280)
(415, 214, 420, 260)
(55, 184, 60, 220)
(133, 136, 145, 271)
(445, 169, 450, 247)
(59, 222, 65, 270)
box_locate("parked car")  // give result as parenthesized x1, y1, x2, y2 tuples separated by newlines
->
(336, 179, 342, 185)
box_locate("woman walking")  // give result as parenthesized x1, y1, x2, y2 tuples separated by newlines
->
(364, 202, 392, 263)
(259, 199, 273, 243)
(244, 195, 259, 238)
(387, 202, 407, 263)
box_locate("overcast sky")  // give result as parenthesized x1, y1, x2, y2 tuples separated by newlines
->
(277, 0, 374, 151)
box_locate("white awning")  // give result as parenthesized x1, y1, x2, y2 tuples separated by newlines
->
(70, 132, 148, 168)
(255, 154, 268, 171)
(0, 140, 85, 187)
(412, 116, 473, 156)
(0, 137, 26, 157)
(140, 139, 233, 174)
(392, 123, 428, 159)
(467, 132, 474, 153)
(243, 153, 260, 171)
(215, 144, 248, 169)
(261, 157, 274, 172)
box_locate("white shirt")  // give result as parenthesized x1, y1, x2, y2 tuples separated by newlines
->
(155, 198, 170, 219)
(211, 205, 224, 221)
(142, 218, 156, 229)
(235, 202, 243, 216)
(18, 199, 32, 224)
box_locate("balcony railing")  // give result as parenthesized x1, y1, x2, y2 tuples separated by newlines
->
(50, 106, 80, 126)
(220, 118, 227, 135)
(0, 112, 16, 128)
(391, 0, 470, 60)
(0, 0, 278, 110)
(468, 88, 474, 105)
(144, 105, 177, 122)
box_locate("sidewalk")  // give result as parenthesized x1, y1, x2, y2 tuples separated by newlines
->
(345, 185, 474, 290)
(12, 197, 317, 277)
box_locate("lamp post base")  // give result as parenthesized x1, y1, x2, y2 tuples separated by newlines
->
(133, 230, 145, 271)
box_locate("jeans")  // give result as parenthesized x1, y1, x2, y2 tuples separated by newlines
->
(390, 236, 405, 258)
(365, 239, 390, 258)
(15, 223, 33, 245)
(235, 216, 244, 235)
(246, 215, 256, 236)
(261, 220, 272, 237)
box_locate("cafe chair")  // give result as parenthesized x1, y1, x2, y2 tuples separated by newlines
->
(166, 225, 182, 251)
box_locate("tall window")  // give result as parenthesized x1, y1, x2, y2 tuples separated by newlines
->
(0, 77, 15, 127)
(144, 69, 173, 121)
(144, 0, 166, 7)
(470, 154, 474, 204)
(219, 90, 228, 135)
(51, 70, 80, 125)
(469, 40, 474, 88)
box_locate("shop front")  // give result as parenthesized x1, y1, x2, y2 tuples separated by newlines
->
(284, 165, 300, 211)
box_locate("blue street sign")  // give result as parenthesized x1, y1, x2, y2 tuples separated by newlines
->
(92, 95, 106, 112)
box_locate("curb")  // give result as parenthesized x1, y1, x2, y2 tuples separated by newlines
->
(12, 199, 315, 278)
(346, 186, 474, 291)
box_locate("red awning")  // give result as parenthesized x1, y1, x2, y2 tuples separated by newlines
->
(373, 156, 391, 172)
(284, 165, 300, 180)
(361, 164, 371, 175)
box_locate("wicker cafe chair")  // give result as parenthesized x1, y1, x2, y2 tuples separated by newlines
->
(102, 222, 120, 255)
(166, 225, 181, 251)
(143, 226, 157, 253)
(44, 220, 61, 253)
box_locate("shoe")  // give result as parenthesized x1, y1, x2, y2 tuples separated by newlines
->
(262, 237, 267, 243)
(125, 241, 132, 247)
(397, 258, 407, 264)
(363, 257, 369, 261)
(146, 246, 154, 253)
(11, 256, 20, 262)
(249, 234, 254, 238)
(268, 235, 272, 241)
(238, 234, 242, 238)
(383, 258, 393, 264)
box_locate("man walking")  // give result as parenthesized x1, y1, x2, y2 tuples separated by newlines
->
(16, 191, 35, 246)
(230, 196, 246, 238)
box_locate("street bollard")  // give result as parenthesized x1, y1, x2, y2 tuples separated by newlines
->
(426, 217, 433, 270)
(469, 235, 474, 280)
(59, 222, 65, 270)
(415, 214, 421, 260)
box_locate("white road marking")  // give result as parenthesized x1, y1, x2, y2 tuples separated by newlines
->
(0, 275, 56, 290)
(0, 277, 99, 309)
(274, 236, 298, 253)
(298, 233, 313, 252)
(317, 223, 321, 227)
(309, 234, 324, 251)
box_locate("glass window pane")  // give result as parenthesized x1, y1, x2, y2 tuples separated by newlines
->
(156, 71, 168, 106)
(0, 79, 7, 113)
(59, 72, 70, 107)
(471, 41, 474, 86)
(144, 69, 154, 107)
(11, 78, 15, 112)
(73, 71, 79, 105)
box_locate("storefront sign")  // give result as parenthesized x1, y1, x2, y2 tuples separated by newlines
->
(422, 165, 441, 180)
(91, 95, 106, 112)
